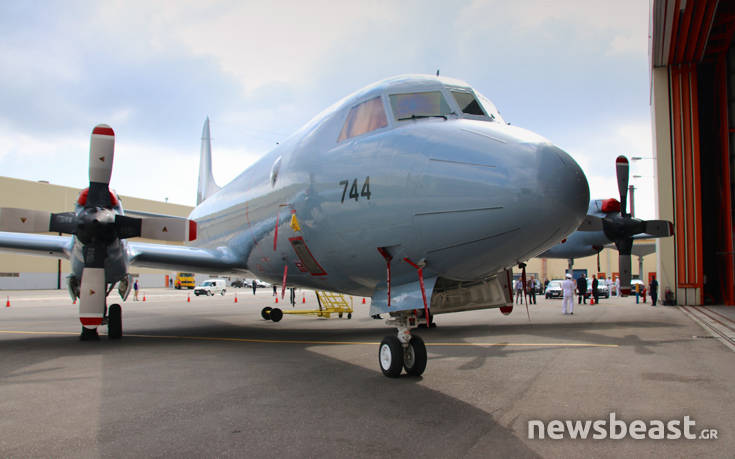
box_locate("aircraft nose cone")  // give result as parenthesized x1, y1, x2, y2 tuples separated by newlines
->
(538, 144, 589, 230)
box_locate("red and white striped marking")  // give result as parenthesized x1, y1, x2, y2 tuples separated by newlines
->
(79, 267, 105, 329)
(89, 124, 115, 184)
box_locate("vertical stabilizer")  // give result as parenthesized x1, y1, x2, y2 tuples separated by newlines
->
(197, 117, 221, 204)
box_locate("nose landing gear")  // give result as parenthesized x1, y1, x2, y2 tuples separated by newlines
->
(378, 313, 427, 378)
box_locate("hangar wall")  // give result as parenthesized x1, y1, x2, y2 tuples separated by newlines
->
(650, 0, 735, 305)
(0, 176, 194, 290)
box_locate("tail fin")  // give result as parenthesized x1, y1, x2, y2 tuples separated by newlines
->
(197, 117, 221, 204)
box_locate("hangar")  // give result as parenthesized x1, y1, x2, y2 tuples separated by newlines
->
(650, 0, 735, 305)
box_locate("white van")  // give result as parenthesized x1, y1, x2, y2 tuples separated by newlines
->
(194, 279, 227, 296)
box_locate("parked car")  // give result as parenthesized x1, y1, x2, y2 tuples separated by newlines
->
(194, 279, 227, 296)
(230, 279, 245, 288)
(545, 280, 563, 299)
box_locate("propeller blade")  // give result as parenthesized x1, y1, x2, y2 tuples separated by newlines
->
(615, 156, 629, 216)
(79, 267, 106, 329)
(618, 253, 632, 296)
(89, 124, 115, 185)
(49, 212, 78, 234)
(643, 220, 674, 237)
(114, 215, 197, 241)
(577, 215, 603, 231)
(0, 207, 52, 233)
(86, 125, 115, 208)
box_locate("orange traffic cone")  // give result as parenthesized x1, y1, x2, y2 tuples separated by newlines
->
(143, 295, 146, 302)
(275, 297, 279, 303)
(73, 298, 76, 305)
(234, 294, 238, 303)
(590, 297, 594, 305)
(187, 294, 191, 303)
(362, 297, 366, 304)
(302, 295, 305, 304)
(5, 297, 9, 307)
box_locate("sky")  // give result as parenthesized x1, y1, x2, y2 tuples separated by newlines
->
(0, 0, 658, 218)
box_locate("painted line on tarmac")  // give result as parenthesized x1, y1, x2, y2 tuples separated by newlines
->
(0, 330, 618, 348)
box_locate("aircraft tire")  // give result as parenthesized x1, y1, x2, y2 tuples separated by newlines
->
(347, 313, 352, 319)
(379, 335, 404, 378)
(404, 335, 427, 376)
(270, 308, 283, 322)
(108, 304, 122, 339)
(221, 289, 226, 296)
(261, 307, 272, 320)
(338, 312, 343, 318)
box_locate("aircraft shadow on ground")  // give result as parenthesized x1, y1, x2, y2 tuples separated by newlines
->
(0, 328, 546, 457)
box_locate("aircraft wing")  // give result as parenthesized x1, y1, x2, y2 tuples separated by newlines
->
(0, 231, 73, 259)
(126, 241, 246, 274)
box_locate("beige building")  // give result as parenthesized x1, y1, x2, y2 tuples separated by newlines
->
(0, 176, 194, 290)
(520, 245, 658, 287)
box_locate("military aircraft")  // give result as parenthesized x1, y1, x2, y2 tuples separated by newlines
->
(0, 75, 590, 377)
(539, 156, 674, 295)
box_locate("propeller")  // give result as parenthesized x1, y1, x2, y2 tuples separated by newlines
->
(0, 124, 197, 330)
(603, 155, 673, 296)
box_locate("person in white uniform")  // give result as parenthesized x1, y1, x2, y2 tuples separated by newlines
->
(562, 273, 575, 315)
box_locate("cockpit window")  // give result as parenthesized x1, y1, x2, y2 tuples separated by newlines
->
(476, 92, 504, 123)
(337, 96, 388, 142)
(389, 91, 452, 121)
(451, 91, 486, 116)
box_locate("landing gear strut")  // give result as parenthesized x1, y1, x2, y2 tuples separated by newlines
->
(79, 327, 100, 341)
(378, 313, 427, 378)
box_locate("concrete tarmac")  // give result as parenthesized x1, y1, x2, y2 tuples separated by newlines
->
(0, 288, 733, 458)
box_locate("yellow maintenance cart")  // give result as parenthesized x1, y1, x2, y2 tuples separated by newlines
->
(261, 291, 353, 322)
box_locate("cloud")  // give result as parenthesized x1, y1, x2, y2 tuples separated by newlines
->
(0, 1, 655, 209)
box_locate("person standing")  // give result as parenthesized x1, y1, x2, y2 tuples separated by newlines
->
(527, 276, 537, 304)
(592, 275, 599, 304)
(606, 277, 612, 296)
(576, 273, 587, 304)
(649, 275, 659, 306)
(515, 278, 524, 304)
(615, 277, 620, 297)
(290, 287, 296, 306)
(562, 273, 575, 315)
(133, 279, 139, 301)
(252, 279, 257, 295)
(272, 284, 277, 296)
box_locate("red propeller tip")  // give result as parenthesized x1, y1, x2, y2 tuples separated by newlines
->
(92, 125, 115, 136)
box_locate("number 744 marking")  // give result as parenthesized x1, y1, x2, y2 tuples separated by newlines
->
(339, 177, 371, 203)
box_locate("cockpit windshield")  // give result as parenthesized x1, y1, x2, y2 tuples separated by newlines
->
(475, 91, 504, 123)
(451, 91, 486, 116)
(389, 91, 453, 121)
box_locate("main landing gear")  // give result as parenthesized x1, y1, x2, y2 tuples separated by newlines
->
(261, 306, 283, 322)
(379, 313, 427, 378)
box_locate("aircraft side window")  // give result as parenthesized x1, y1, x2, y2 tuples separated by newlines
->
(389, 91, 452, 120)
(451, 91, 487, 116)
(337, 96, 388, 142)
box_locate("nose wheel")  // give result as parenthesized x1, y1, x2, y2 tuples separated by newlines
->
(378, 314, 427, 378)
